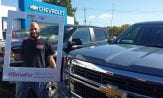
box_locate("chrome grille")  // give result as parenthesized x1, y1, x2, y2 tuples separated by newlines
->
(72, 80, 108, 98)
(72, 65, 163, 98)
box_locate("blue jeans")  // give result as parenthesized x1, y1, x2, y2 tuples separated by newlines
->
(16, 82, 49, 98)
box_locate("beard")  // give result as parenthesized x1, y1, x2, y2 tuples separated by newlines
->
(30, 32, 40, 39)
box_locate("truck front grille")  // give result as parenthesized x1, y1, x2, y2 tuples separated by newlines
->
(72, 80, 108, 98)
(72, 65, 163, 98)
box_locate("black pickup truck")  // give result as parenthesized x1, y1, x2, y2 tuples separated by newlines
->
(1, 24, 109, 66)
(67, 21, 163, 98)
(0, 24, 109, 98)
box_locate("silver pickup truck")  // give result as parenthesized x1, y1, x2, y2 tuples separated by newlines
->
(66, 21, 163, 98)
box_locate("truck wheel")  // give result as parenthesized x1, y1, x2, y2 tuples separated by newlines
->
(47, 82, 58, 98)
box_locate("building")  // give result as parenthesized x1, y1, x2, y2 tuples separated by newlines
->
(0, 0, 74, 40)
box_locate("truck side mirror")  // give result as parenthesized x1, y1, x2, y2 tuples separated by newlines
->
(72, 38, 82, 45)
(65, 38, 83, 53)
(71, 38, 83, 49)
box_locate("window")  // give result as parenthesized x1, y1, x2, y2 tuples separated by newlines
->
(118, 25, 141, 44)
(14, 31, 29, 38)
(94, 28, 107, 41)
(40, 26, 59, 42)
(136, 25, 163, 45)
(72, 28, 91, 44)
(117, 24, 163, 46)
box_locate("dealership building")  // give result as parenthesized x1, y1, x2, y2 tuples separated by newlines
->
(0, 0, 74, 40)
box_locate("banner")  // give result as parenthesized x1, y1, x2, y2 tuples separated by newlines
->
(2, 10, 64, 82)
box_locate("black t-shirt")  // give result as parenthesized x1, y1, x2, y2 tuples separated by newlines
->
(21, 38, 54, 68)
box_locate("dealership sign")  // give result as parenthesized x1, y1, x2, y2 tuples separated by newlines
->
(19, 0, 67, 29)
(29, 5, 65, 16)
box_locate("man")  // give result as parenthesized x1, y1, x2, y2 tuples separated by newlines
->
(16, 22, 56, 98)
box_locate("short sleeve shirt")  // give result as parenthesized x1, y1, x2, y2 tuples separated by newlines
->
(21, 38, 54, 68)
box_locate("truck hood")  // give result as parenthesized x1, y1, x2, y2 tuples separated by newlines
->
(69, 44, 163, 77)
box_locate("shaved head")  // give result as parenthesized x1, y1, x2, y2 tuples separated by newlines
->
(29, 22, 40, 31)
(29, 22, 40, 39)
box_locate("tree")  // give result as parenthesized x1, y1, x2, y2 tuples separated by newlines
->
(107, 24, 130, 36)
(121, 24, 130, 32)
(43, 0, 78, 24)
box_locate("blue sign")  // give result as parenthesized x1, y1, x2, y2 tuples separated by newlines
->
(19, 0, 67, 29)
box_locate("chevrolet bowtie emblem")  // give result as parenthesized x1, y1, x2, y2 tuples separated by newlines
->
(30, 5, 38, 11)
(99, 86, 127, 98)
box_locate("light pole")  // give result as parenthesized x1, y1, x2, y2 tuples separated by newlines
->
(84, 8, 86, 25)
(111, 3, 114, 27)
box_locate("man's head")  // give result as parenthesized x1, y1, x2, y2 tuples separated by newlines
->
(29, 22, 40, 39)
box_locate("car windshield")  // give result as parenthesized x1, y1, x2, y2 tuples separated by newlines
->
(116, 23, 163, 47)
(14, 30, 29, 38)
(40, 25, 75, 43)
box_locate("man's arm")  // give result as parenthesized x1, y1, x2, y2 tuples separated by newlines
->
(48, 55, 56, 68)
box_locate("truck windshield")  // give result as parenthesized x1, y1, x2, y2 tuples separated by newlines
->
(117, 23, 163, 47)
(40, 26, 75, 43)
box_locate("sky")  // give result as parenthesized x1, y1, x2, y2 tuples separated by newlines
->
(71, 0, 163, 27)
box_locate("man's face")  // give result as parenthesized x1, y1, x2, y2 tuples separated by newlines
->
(29, 22, 40, 39)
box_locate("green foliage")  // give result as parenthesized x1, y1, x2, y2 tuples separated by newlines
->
(107, 24, 130, 36)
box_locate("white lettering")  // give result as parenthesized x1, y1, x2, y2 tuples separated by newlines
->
(60, 11, 64, 15)
(35, 6, 64, 16)
(38, 7, 43, 12)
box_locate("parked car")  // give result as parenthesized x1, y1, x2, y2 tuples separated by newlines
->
(0, 24, 109, 98)
(2, 29, 29, 40)
(12, 30, 29, 39)
(66, 21, 163, 98)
